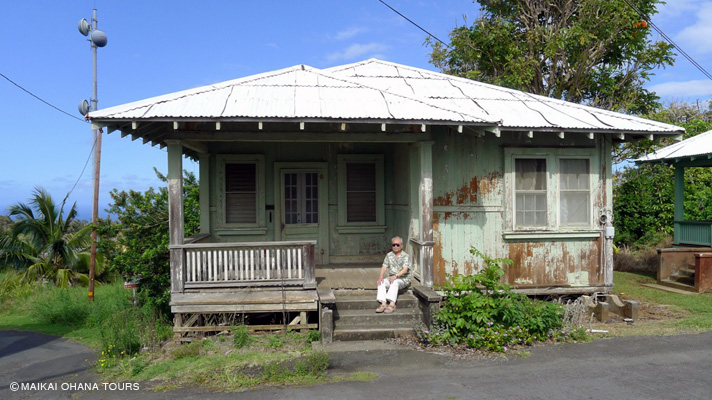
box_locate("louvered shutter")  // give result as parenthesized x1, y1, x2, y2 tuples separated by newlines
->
(225, 163, 257, 224)
(346, 162, 376, 222)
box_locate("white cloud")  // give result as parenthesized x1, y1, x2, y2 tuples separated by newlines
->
(325, 43, 389, 62)
(331, 27, 367, 41)
(674, 2, 712, 54)
(657, 0, 704, 19)
(648, 79, 712, 98)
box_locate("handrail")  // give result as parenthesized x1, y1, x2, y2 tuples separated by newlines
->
(171, 240, 316, 291)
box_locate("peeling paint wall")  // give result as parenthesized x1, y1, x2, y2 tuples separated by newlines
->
(431, 128, 605, 291)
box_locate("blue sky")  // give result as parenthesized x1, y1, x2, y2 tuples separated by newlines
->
(1, 0, 711, 220)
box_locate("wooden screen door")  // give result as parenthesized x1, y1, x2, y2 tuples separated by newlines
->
(277, 165, 328, 265)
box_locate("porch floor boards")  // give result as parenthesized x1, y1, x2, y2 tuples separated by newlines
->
(171, 289, 319, 313)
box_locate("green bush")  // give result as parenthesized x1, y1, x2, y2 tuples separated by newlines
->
(424, 248, 564, 352)
(232, 324, 252, 349)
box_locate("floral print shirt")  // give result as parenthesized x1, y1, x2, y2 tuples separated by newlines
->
(383, 251, 412, 287)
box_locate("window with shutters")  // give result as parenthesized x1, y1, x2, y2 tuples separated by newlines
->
(504, 148, 597, 235)
(337, 155, 385, 232)
(217, 155, 265, 230)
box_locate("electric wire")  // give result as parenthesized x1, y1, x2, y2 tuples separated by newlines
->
(620, 0, 712, 81)
(377, 0, 450, 48)
(0, 71, 87, 123)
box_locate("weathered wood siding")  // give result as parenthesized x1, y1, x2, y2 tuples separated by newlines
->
(431, 127, 607, 290)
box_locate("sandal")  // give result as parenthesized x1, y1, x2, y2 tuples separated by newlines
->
(376, 302, 387, 313)
(385, 303, 396, 313)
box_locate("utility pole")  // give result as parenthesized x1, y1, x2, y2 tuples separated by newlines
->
(78, 9, 107, 302)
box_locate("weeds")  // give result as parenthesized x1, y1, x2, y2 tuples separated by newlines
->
(232, 324, 252, 349)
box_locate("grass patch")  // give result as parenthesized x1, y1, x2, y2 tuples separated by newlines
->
(594, 271, 712, 336)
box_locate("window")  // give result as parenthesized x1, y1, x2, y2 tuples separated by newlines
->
(225, 163, 257, 224)
(337, 155, 385, 231)
(506, 148, 596, 233)
(559, 159, 590, 226)
(217, 155, 265, 230)
(515, 158, 547, 227)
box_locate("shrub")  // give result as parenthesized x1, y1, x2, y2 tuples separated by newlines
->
(232, 324, 252, 349)
(424, 248, 565, 352)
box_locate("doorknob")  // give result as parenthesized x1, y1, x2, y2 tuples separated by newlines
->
(320, 249, 324, 255)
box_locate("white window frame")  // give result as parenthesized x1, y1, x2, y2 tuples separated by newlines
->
(504, 148, 598, 238)
(216, 154, 266, 231)
(337, 154, 386, 233)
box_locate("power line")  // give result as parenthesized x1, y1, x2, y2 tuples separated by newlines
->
(0, 71, 87, 123)
(377, 0, 450, 48)
(621, 0, 712, 81)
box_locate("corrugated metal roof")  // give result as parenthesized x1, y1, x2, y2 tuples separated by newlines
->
(89, 58, 683, 135)
(637, 129, 712, 162)
(325, 59, 683, 133)
(90, 64, 494, 124)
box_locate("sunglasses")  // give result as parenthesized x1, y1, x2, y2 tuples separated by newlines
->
(391, 243, 401, 247)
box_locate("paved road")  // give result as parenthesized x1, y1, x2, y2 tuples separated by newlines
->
(2, 329, 711, 399)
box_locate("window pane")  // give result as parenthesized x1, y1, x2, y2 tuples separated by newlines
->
(225, 163, 257, 224)
(347, 192, 376, 222)
(515, 159, 546, 190)
(561, 193, 590, 225)
(560, 159, 589, 190)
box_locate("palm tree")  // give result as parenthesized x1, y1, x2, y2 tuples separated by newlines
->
(0, 188, 98, 287)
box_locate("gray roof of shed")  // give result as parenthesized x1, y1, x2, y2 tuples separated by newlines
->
(89, 58, 683, 136)
(637, 129, 712, 163)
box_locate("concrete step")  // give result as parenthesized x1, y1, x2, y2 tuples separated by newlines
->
(659, 278, 696, 292)
(333, 325, 416, 341)
(333, 291, 419, 310)
(334, 308, 418, 326)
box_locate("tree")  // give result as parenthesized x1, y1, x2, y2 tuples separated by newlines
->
(428, 0, 675, 114)
(0, 189, 98, 287)
(613, 101, 712, 245)
(98, 169, 199, 314)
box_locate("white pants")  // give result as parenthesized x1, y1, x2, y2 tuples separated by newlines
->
(377, 279, 404, 303)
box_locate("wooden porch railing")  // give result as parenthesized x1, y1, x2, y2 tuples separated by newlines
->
(170, 240, 316, 291)
(674, 221, 712, 247)
(410, 238, 435, 287)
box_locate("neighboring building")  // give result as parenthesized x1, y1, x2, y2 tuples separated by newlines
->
(89, 59, 683, 333)
(637, 130, 712, 292)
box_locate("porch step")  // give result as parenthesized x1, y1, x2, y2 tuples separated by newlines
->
(333, 291, 419, 310)
(667, 268, 696, 287)
(659, 278, 696, 292)
(333, 325, 416, 341)
(334, 308, 417, 326)
(331, 289, 421, 341)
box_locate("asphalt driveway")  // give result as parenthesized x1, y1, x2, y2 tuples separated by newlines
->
(2, 329, 711, 399)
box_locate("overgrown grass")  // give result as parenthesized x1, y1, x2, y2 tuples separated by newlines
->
(100, 331, 373, 392)
(0, 278, 172, 352)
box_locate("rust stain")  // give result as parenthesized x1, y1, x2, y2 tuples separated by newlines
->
(452, 259, 459, 276)
(433, 172, 502, 206)
(464, 260, 474, 276)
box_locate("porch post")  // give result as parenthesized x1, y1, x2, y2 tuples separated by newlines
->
(418, 141, 434, 287)
(674, 165, 684, 244)
(199, 152, 210, 234)
(167, 140, 185, 293)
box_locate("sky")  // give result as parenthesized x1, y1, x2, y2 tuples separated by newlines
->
(2, 0, 712, 220)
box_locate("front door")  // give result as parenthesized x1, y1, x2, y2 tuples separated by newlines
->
(275, 164, 328, 264)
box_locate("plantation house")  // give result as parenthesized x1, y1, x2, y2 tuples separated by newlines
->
(89, 59, 683, 336)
